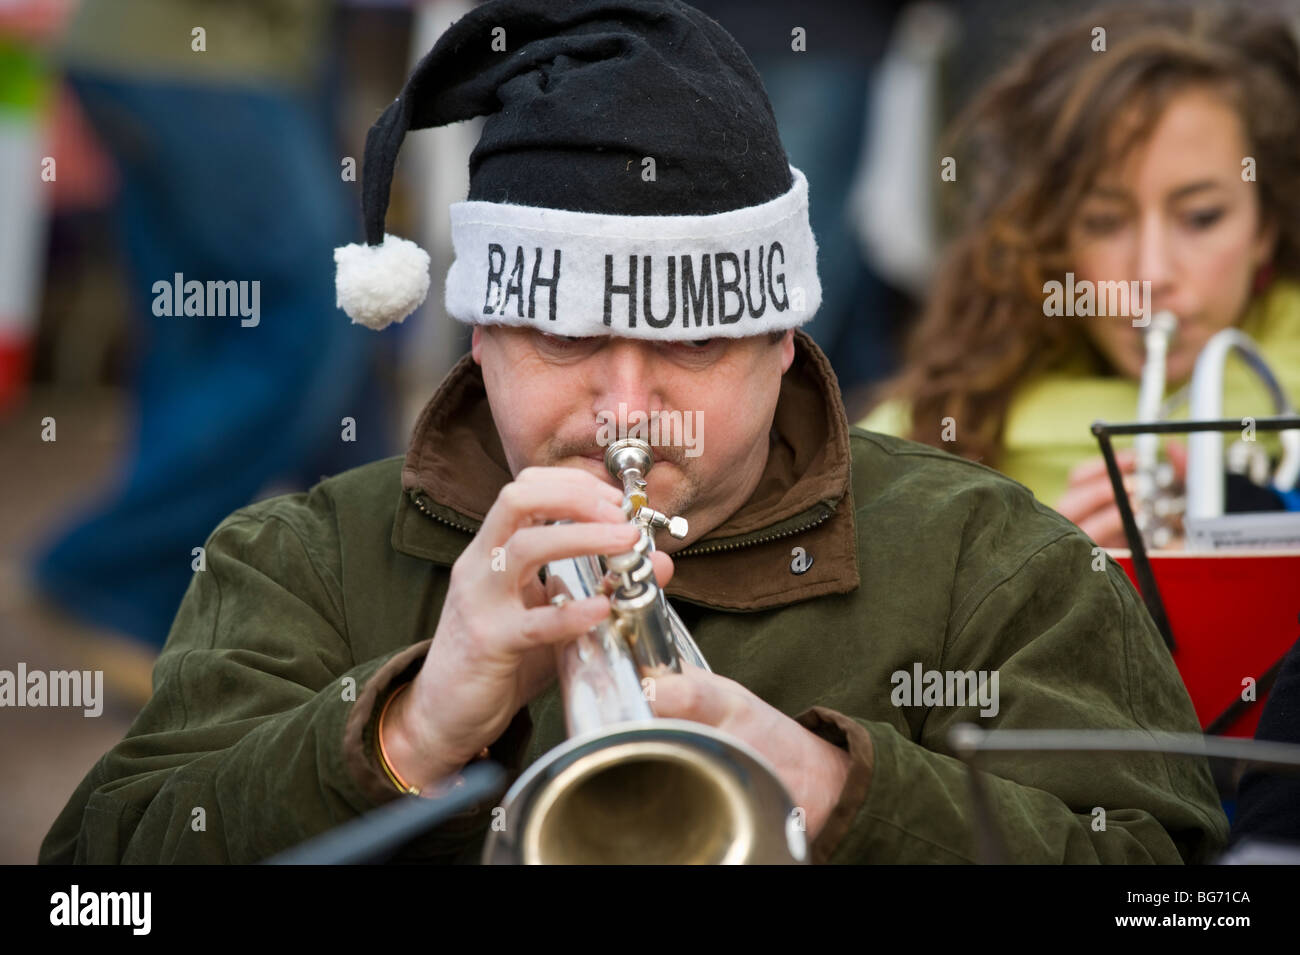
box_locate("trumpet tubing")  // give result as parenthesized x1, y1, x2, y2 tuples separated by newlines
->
(1134, 311, 1182, 549)
(1131, 316, 1300, 548)
(1185, 328, 1300, 521)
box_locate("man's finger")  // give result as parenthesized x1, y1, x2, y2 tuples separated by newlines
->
(515, 465, 624, 491)
(479, 478, 626, 548)
(505, 521, 640, 589)
(507, 594, 614, 654)
(650, 550, 675, 589)
(650, 667, 736, 726)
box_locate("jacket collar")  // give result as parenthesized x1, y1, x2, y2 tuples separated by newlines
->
(393, 330, 859, 610)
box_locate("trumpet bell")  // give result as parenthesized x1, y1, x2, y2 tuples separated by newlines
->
(482, 720, 808, 865)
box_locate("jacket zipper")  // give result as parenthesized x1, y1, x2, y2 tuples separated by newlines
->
(409, 488, 832, 556)
(673, 506, 833, 557)
(409, 489, 479, 535)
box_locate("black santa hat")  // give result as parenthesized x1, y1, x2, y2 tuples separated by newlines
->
(335, 0, 821, 337)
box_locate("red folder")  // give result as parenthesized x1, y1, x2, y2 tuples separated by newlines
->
(1111, 549, 1300, 737)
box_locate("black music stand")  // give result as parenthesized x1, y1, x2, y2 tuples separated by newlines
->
(264, 762, 505, 865)
(948, 724, 1300, 865)
(1090, 414, 1300, 652)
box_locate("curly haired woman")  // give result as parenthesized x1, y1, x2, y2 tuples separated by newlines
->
(860, 1, 1300, 547)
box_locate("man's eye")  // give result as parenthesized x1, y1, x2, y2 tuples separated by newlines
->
(537, 332, 588, 347)
(666, 338, 715, 350)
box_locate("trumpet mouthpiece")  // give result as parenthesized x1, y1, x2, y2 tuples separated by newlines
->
(1147, 310, 1177, 339)
(604, 438, 654, 480)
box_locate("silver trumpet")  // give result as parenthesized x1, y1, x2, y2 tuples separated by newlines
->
(1134, 311, 1183, 548)
(1132, 315, 1300, 546)
(482, 438, 808, 864)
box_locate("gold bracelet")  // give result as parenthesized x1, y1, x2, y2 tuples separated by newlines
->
(375, 682, 491, 797)
(376, 683, 421, 795)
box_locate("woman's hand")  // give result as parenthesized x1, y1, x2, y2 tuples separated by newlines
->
(1054, 442, 1187, 548)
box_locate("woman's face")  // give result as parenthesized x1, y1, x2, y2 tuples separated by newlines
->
(1067, 86, 1277, 384)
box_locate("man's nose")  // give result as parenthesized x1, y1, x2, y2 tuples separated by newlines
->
(590, 338, 662, 415)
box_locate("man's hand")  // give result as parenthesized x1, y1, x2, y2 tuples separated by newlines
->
(651, 664, 855, 840)
(1054, 442, 1187, 548)
(383, 466, 674, 791)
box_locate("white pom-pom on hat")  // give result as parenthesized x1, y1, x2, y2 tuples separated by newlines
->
(334, 233, 431, 330)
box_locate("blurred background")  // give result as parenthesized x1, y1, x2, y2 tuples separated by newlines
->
(0, 0, 1279, 863)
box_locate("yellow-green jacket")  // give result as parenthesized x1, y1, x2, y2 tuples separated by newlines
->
(862, 280, 1300, 507)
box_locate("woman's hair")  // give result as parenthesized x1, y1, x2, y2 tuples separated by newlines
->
(876, 0, 1300, 465)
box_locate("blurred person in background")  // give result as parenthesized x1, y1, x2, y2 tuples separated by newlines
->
(26, 0, 395, 651)
(694, 0, 912, 405)
(859, 0, 1300, 547)
(0, 1, 74, 412)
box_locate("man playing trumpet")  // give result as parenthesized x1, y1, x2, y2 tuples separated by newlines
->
(42, 0, 1225, 865)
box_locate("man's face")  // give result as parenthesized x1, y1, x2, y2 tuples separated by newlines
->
(472, 326, 796, 552)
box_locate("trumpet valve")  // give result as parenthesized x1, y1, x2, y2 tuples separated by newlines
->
(638, 507, 689, 539)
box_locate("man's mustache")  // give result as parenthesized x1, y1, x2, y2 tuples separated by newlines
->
(557, 441, 689, 467)
(554, 428, 693, 469)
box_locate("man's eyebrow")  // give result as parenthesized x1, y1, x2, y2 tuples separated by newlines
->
(533, 329, 603, 345)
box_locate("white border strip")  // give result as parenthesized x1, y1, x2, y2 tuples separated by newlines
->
(444, 165, 821, 339)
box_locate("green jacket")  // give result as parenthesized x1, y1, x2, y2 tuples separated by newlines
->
(40, 333, 1227, 864)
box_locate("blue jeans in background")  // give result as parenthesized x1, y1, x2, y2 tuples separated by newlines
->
(31, 73, 393, 650)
